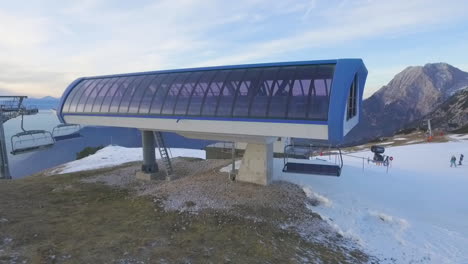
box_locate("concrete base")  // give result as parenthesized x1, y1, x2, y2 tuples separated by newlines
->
(236, 143, 273, 186)
(135, 171, 166, 181)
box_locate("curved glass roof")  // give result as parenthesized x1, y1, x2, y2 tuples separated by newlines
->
(61, 64, 336, 121)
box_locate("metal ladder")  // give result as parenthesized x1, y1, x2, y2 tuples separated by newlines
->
(154, 132, 173, 176)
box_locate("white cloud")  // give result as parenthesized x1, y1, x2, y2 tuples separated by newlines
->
(0, 0, 466, 97)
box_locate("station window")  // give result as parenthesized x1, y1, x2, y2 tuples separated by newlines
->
(347, 75, 358, 120)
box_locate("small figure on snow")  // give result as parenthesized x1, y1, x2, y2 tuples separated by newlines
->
(459, 154, 464, 166)
(450, 155, 457, 167)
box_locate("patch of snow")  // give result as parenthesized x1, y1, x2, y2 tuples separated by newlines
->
(302, 187, 332, 207)
(52, 145, 205, 174)
(275, 141, 468, 263)
(405, 140, 424, 144)
(449, 134, 468, 140)
(377, 141, 394, 145)
(219, 160, 242, 173)
(393, 137, 407, 140)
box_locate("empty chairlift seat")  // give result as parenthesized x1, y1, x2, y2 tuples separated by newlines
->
(282, 143, 343, 177)
(11, 130, 55, 155)
(52, 124, 81, 141)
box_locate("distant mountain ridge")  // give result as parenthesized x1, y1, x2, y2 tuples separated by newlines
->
(422, 87, 468, 133)
(23, 96, 60, 110)
(347, 63, 468, 143)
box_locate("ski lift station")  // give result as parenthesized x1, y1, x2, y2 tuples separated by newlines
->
(57, 59, 367, 185)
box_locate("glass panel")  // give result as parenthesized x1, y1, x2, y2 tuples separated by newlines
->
(347, 75, 357, 120)
(173, 72, 204, 115)
(307, 64, 335, 120)
(118, 75, 147, 113)
(161, 72, 193, 115)
(139, 74, 168, 114)
(149, 74, 179, 114)
(74, 79, 103, 113)
(186, 71, 218, 116)
(108, 77, 138, 113)
(268, 67, 296, 119)
(232, 68, 262, 117)
(201, 70, 230, 116)
(100, 78, 124, 113)
(83, 78, 110, 112)
(62, 80, 87, 113)
(249, 67, 278, 118)
(67, 80, 96, 113)
(216, 69, 245, 117)
(288, 70, 308, 119)
(127, 75, 158, 114)
(91, 77, 119, 112)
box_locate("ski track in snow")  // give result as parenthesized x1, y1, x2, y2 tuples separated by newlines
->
(276, 141, 468, 264)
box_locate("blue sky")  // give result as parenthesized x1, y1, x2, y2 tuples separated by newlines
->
(0, 0, 467, 98)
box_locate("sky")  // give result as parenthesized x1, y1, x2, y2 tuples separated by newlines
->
(0, 0, 467, 98)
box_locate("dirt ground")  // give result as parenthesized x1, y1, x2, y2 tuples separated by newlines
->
(0, 159, 374, 263)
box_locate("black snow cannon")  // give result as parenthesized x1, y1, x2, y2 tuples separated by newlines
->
(371, 145, 385, 162)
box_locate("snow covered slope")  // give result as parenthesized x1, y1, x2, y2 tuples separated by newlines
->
(51, 139, 468, 263)
(52, 146, 205, 174)
(276, 139, 468, 263)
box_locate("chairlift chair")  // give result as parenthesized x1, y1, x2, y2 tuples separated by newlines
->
(10, 114, 55, 155)
(52, 124, 81, 141)
(282, 143, 343, 176)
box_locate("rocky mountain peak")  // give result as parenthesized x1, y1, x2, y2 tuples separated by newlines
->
(346, 62, 468, 144)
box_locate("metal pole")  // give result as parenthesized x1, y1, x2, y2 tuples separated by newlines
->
(141, 130, 158, 173)
(0, 117, 11, 179)
(230, 142, 236, 181)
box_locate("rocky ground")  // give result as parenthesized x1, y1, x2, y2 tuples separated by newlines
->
(0, 158, 373, 263)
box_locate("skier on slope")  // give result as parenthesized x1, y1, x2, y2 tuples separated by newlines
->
(450, 155, 457, 167)
(459, 154, 464, 166)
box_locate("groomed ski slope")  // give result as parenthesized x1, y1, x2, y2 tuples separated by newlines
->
(53, 137, 468, 263)
(276, 138, 468, 264)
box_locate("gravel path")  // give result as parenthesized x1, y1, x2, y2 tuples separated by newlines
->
(80, 158, 356, 248)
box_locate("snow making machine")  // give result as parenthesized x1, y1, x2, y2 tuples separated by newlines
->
(369, 145, 389, 166)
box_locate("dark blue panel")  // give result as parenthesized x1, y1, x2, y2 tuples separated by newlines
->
(62, 80, 87, 113)
(249, 67, 279, 118)
(138, 74, 168, 114)
(149, 74, 179, 114)
(186, 71, 218, 116)
(128, 75, 159, 113)
(201, 70, 230, 116)
(233, 68, 262, 117)
(173, 71, 204, 115)
(74, 79, 102, 113)
(99, 78, 124, 112)
(216, 69, 245, 117)
(83, 79, 108, 112)
(267, 67, 296, 119)
(161, 72, 193, 115)
(91, 77, 119, 112)
(108, 77, 138, 113)
(118, 75, 147, 113)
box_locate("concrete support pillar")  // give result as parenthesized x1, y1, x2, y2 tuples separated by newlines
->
(237, 142, 273, 186)
(137, 130, 159, 180)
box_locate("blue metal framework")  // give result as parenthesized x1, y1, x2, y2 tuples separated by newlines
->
(58, 59, 367, 144)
